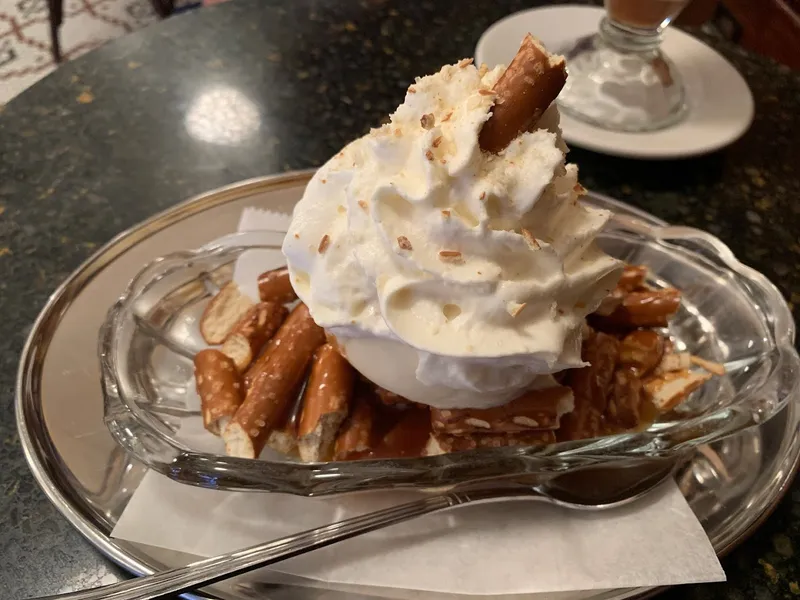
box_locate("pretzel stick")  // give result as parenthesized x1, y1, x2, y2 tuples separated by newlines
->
(243, 302, 312, 389)
(426, 429, 556, 455)
(297, 344, 356, 462)
(194, 349, 243, 435)
(430, 383, 573, 434)
(478, 34, 567, 153)
(257, 267, 298, 304)
(223, 303, 324, 459)
(221, 301, 288, 372)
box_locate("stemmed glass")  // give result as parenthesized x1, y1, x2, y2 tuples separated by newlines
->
(557, 0, 691, 132)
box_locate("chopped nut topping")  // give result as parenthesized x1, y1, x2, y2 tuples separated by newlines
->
(394, 128, 402, 137)
(440, 158, 447, 165)
(425, 150, 435, 161)
(479, 191, 486, 200)
(521, 228, 540, 250)
(408, 86, 417, 94)
(441, 210, 451, 217)
(507, 302, 527, 318)
(321, 179, 327, 184)
(420, 113, 435, 129)
(442, 111, 453, 122)
(458, 58, 474, 68)
(478, 89, 494, 96)
(293, 233, 300, 239)
(432, 136, 443, 148)
(318, 235, 330, 253)
(464, 417, 491, 429)
(358, 200, 368, 211)
(397, 236, 413, 251)
(573, 183, 587, 196)
(439, 250, 462, 262)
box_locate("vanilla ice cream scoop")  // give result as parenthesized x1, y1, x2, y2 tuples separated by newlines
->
(282, 53, 622, 409)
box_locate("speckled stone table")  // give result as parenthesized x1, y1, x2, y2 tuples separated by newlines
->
(0, 0, 798, 598)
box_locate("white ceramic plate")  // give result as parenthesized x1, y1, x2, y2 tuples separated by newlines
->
(475, 5, 755, 159)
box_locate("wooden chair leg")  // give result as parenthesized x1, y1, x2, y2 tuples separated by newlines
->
(151, 0, 175, 18)
(47, 0, 63, 63)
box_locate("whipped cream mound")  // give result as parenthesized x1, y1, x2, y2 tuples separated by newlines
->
(282, 60, 623, 409)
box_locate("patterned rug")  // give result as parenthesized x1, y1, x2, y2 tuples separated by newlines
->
(0, 0, 172, 105)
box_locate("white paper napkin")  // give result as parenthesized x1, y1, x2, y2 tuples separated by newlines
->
(110, 206, 725, 597)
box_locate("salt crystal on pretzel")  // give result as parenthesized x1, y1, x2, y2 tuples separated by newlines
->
(221, 301, 288, 372)
(199, 282, 255, 344)
(297, 343, 356, 462)
(257, 266, 298, 305)
(478, 34, 567, 153)
(223, 303, 324, 459)
(430, 380, 573, 434)
(425, 429, 556, 455)
(194, 349, 244, 435)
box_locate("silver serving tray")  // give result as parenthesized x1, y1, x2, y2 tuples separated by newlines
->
(16, 171, 800, 600)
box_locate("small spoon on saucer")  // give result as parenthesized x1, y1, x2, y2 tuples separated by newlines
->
(33, 466, 672, 600)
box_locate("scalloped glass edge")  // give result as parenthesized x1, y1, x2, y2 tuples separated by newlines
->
(98, 204, 800, 496)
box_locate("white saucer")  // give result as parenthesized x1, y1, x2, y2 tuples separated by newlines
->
(475, 5, 754, 159)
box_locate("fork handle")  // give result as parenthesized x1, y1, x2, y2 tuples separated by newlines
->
(33, 493, 466, 600)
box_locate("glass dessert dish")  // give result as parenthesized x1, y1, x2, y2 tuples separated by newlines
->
(557, 0, 690, 132)
(99, 196, 800, 496)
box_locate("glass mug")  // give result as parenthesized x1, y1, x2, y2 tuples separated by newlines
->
(558, 0, 691, 132)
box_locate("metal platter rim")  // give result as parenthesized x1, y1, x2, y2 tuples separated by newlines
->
(15, 170, 800, 600)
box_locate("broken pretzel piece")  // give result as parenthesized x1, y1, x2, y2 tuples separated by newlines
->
(221, 301, 288, 372)
(618, 329, 665, 377)
(223, 303, 325, 459)
(333, 391, 377, 461)
(644, 369, 712, 412)
(604, 288, 681, 328)
(199, 282, 255, 344)
(194, 349, 244, 435)
(430, 383, 573, 434)
(297, 344, 356, 462)
(426, 429, 556, 455)
(257, 266, 298, 304)
(478, 34, 567, 153)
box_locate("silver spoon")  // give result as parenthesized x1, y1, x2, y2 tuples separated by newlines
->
(34, 466, 672, 600)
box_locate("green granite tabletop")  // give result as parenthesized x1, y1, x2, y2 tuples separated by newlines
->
(0, 0, 797, 598)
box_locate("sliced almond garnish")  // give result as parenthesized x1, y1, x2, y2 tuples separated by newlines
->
(478, 89, 494, 96)
(438, 250, 462, 262)
(442, 111, 453, 122)
(318, 234, 330, 253)
(441, 209, 451, 217)
(458, 58, 474, 68)
(478, 63, 489, 77)
(521, 228, 541, 250)
(507, 301, 527, 318)
(432, 136, 443, 148)
(397, 236, 413, 251)
(425, 150, 434, 161)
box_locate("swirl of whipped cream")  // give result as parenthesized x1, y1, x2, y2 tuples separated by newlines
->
(282, 60, 622, 409)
